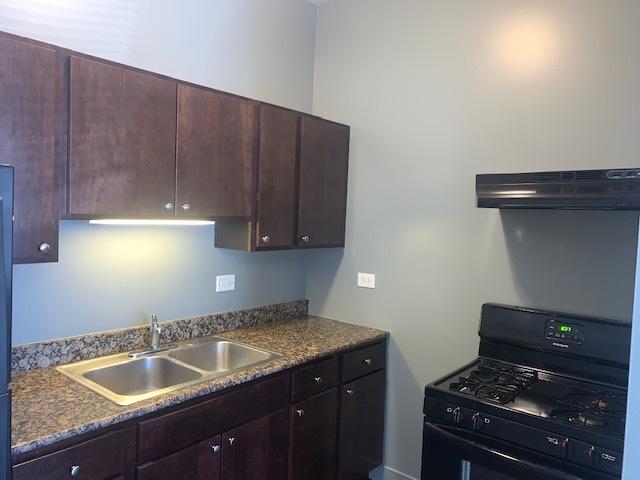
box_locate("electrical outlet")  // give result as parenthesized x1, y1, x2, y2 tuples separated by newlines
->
(216, 274, 235, 292)
(357, 272, 376, 289)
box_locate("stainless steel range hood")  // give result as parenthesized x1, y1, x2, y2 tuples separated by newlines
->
(476, 168, 640, 210)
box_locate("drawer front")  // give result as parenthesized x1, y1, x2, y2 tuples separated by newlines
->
(341, 342, 386, 383)
(13, 429, 133, 480)
(292, 357, 338, 401)
(138, 375, 289, 463)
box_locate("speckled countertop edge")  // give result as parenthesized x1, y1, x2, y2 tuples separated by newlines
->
(11, 316, 388, 457)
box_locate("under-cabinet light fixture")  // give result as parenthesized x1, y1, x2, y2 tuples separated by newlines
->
(89, 219, 215, 226)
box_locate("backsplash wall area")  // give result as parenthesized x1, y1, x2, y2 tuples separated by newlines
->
(308, 1, 640, 479)
(1, 0, 317, 345)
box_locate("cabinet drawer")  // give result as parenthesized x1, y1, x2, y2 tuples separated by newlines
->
(292, 357, 338, 401)
(13, 429, 134, 480)
(341, 342, 386, 383)
(138, 375, 289, 463)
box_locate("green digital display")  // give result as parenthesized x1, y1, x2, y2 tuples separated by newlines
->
(559, 325, 572, 333)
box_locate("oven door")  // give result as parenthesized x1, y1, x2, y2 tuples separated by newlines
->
(421, 420, 618, 480)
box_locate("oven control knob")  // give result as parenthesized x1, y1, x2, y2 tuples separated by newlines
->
(471, 413, 483, 431)
(452, 407, 464, 425)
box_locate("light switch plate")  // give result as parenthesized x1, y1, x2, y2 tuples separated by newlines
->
(216, 274, 236, 292)
(357, 272, 376, 289)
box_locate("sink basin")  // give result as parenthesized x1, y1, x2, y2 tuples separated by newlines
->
(169, 339, 276, 372)
(57, 336, 282, 406)
(83, 357, 201, 397)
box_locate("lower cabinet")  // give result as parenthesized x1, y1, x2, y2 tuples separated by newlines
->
(13, 342, 387, 480)
(137, 436, 221, 480)
(338, 370, 386, 480)
(290, 389, 338, 480)
(222, 410, 288, 480)
(12, 428, 136, 480)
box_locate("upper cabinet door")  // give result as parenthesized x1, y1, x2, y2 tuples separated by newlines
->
(69, 56, 177, 217)
(176, 85, 256, 219)
(298, 117, 350, 247)
(255, 105, 298, 249)
(0, 36, 64, 263)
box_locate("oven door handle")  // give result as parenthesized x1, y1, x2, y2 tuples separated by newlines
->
(423, 421, 585, 480)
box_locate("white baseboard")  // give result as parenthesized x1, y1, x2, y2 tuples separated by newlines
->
(369, 465, 419, 480)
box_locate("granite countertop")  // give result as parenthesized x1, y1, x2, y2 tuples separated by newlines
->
(11, 316, 388, 457)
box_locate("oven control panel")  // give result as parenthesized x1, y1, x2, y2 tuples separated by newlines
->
(545, 319, 584, 344)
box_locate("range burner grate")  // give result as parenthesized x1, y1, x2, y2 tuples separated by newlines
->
(550, 390, 627, 435)
(448, 361, 538, 405)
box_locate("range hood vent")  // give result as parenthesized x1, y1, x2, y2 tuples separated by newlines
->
(476, 168, 640, 210)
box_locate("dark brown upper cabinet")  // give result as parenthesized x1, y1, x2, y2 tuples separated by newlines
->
(0, 35, 64, 263)
(68, 56, 178, 218)
(298, 116, 350, 248)
(176, 85, 256, 219)
(255, 105, 299, 249)
(215, 109, 350, 251)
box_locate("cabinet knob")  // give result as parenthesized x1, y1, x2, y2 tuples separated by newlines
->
(210, 444, 221, 453)
(296, 409, 305, 417)
(181, 203, 191, 211)
(39, 242, 51, 254)
(164, 202, 174, 211)
(70, 465, 81, 477)
(301, 235, 310, 243)
(346, 389, 354, 396)
(261, 235, 270, 244)
(364, 358, 373, 366)
(228, 437, 236, 446)
(314, 376, 322, 384)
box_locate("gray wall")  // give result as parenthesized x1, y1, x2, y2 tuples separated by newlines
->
(0, 0, 317, 344)
(309, 1, 640, 478)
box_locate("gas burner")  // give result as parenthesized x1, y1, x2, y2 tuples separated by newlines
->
(550, 389, 627, 435)
(476, 385, 518, 404)
(449, 362, 538, 405)
(449, 377, 481, 395)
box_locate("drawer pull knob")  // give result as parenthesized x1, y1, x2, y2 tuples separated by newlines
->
(261, 235, 270, 244)
(210, 444, 220, 453)
(314, 376, 322, 384)
(164, 202, 174, 211)
(301, 235, 310, 243)
(70, 465, 81, 477)
(296, 409, 305, 417)
(181, 203, 191, 211)
(364, 358, 373, 366)
(39, 242, 51, 254)
(346, 389, 354, 396)
(228, 437, 236, 446)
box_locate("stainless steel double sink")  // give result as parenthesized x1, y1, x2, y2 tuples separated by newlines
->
(57, 337, 282, 406)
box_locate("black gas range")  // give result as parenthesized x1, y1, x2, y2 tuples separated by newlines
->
(421, 304, 631, 480)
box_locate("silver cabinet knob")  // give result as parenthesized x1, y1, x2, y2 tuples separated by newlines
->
(70, 465, 81, 477)
(39, 242, 51, 254)
(346, 389, 354, 396)
(301, 235, 310, 243)
(210, 444, 220, 453)
(181, 203, 191, 211)
(261, 235, 270, 244)
(314, 376, 322, 384)
(228, 437, 236, 446)
(164, 202, 174, 211)
(296, 409, 305, 417)
(364, 358, 373, 366)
